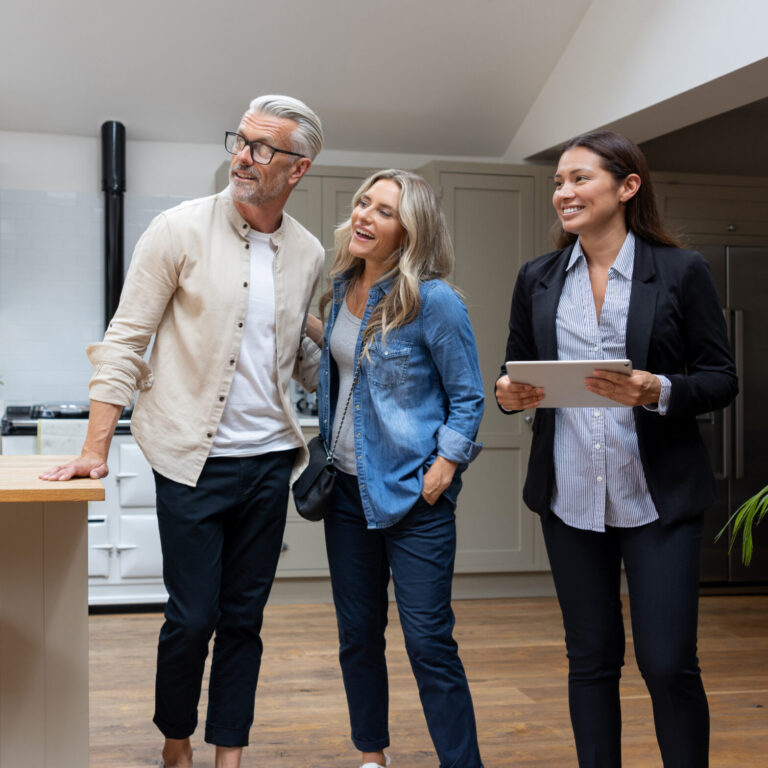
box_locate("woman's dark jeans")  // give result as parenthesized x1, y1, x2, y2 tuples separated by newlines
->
(324, 471, 483, 768)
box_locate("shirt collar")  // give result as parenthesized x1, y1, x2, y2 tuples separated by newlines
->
(336, 270, 395, 296)
(220, 185, 288, 247)
(566, 231, 636, 279)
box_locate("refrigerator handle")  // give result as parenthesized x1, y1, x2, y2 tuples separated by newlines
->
(733, 310, 745, 479)
(720, 308, 732, 480)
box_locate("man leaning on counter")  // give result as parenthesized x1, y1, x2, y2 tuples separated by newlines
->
(41, 94, 325, 768)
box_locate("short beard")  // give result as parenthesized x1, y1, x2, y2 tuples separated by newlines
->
(230, 163, 291, 207)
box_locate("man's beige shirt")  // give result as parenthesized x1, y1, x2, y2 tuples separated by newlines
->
(87, 188, 323, 487)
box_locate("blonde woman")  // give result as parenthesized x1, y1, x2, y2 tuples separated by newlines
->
(305, 170, 485, 768)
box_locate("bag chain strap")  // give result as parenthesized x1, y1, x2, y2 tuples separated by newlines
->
(326, 354, 363, 462)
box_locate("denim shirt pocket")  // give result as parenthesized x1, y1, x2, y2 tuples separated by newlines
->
(367, 340, 412, 389)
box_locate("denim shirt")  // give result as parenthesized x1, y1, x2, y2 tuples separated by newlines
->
(318, 275, 485, 529)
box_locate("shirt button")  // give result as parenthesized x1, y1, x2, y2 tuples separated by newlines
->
(360, 483, 365, 489)
(593, 345, 599, 352)
(243, 282, 248, 288)
(242, 224, 247, 229)
(597, 476, 603, 483)
(245, 243, 249, 250)
(356, 432, 361, 438)
(593, 410, 600, 418)
(219, 396, 225, 402)
(595, 443, 601, 450)
(357, 455, 362, 460)
(206, 432, 213, 438)
(229, 359, 235, 365)
(355, 404, 360, 410)
(238, 322, 243, 328)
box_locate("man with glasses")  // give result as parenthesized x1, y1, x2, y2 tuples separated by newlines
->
(41, 95, 324, 768)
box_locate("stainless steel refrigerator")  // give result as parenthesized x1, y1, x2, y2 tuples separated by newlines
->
(698, 246, 768, 584)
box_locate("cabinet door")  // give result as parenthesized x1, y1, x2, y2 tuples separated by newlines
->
(284, 176, 323, 241)
(655, 181, 768, 243)
(321, 176, 366, 250)
(438, 172, 543, 572)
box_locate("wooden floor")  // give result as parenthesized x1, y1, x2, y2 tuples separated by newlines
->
(90, 595, 768, 767)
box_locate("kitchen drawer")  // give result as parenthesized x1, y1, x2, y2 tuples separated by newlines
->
(117, 514, 164, 578)
(117, 443, 156, 507)
(656, 182, 768, 237)
(277, 519, 328, 576)
(88, 520, 111, 578)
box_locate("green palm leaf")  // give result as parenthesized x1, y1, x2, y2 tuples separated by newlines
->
(716, 484, 768, 566)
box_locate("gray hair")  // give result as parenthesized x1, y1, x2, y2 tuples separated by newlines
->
(248, 94, 324, 160)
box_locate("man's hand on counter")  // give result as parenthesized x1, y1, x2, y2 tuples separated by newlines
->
(39, 452, 110, 481)
(39, 400, 122, 481)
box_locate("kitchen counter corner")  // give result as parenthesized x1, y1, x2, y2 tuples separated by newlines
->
(0, 454, 105, 502)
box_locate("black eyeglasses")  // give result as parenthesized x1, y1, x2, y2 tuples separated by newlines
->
(224, 131, 305, 165)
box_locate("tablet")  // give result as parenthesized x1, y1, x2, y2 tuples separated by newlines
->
(504, 359, 633, 408)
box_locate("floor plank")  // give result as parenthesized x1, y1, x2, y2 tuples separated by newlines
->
(89, 595, 768, 767)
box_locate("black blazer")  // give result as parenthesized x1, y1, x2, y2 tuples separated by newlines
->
(501, 236, 738, 525)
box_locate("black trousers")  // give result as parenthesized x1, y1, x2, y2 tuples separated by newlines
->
(541, 513, 709, 768)
(152, 449, 296, 747)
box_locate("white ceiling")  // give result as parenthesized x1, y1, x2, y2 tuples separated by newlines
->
(0, 0, 592, 156)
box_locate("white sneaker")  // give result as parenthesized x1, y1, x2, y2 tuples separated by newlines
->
(360, 754, 391, 768)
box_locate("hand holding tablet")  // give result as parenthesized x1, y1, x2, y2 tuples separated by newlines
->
(504, 359, 633, 408)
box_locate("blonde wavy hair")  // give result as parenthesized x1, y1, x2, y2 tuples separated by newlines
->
(319, 169, 454, 353)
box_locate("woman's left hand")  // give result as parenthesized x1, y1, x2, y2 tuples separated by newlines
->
(585, 368, 662, 406)
(421, 456, 458, 505)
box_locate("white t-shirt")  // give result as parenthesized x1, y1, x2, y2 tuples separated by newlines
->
(210, 229, 301, 457)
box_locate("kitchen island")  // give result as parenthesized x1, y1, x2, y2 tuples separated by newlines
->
(0, 455, 104, 768)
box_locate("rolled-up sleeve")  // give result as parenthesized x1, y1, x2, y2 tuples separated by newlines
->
(423, 283, 485, 464)
(87, 213, 179, 405)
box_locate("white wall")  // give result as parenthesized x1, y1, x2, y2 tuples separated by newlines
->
(0, 131, 210, 407)
(0, 129, 507, 410)
(506, 0, 768, 160)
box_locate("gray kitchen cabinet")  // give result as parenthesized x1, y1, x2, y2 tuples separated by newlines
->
(653, 172, 768, 245)
(416, 162, 550, 573)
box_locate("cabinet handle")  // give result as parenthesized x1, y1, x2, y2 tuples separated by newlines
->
(115, 472, 137, 482)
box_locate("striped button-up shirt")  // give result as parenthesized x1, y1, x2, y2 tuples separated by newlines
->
(551, 231, 670, 531)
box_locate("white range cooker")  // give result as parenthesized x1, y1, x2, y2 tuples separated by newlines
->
(2, 404, 167, 606)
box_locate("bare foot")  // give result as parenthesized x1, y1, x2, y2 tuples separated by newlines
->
(215, 745, 243, 768)
(162, 736, 193, 767)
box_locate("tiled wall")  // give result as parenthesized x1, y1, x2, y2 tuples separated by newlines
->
(0, 189, 189, 407)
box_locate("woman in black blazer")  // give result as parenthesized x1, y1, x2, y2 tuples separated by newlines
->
(496, 131, 737, 767)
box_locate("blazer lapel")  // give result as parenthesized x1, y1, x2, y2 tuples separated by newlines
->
(531, 246, 571, 360)
(626, 238, 658, 371)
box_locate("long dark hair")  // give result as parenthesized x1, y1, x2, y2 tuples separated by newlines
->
(553, 130, 682, 249)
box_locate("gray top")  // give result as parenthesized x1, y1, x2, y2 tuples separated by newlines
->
(329, 295, 362, 474)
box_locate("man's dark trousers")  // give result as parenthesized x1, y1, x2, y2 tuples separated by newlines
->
(152, 448, 297, 747)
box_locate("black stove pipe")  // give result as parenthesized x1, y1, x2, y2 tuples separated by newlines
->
(101, 121, 126, 329)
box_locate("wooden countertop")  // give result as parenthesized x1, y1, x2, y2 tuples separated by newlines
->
(0, 455, 105, 503)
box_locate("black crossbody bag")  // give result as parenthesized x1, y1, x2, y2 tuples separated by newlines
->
(292, 355, 362, 521)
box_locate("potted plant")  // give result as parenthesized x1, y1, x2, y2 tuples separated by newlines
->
(716, 485, 768, 566)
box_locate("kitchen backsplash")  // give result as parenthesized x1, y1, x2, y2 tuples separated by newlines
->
(0, 189, 189, 405)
